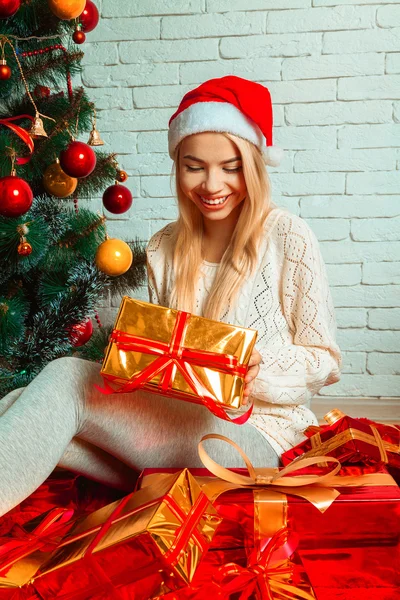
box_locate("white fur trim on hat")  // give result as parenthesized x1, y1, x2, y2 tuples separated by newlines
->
(168, 101, 283, 166)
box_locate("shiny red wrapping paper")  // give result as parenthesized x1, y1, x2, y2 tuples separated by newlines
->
(0, 470, 221, 600)
(0, 471, 125, 539)
(301, 545, 400, 600)
(281, 409, 400, 470)
(139, 465, 400, 596)
(140, 464, 400, 549)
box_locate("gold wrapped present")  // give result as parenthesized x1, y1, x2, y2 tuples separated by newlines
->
(0, 470, 221, 600)
(98, 297, 258, 422)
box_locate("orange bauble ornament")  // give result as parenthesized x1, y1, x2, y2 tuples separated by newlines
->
(17, 241, 32, 256)
(95, 239, 133, 276)
(48, 0, 85, 20)
(0, 60, 11, 80)
(43, 159, 78, 198)
(116, 169, 128, 183)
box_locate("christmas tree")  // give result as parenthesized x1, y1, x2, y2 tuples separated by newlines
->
(0, 0, 146, 397)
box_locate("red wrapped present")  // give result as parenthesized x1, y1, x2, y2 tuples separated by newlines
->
(281, 408, 400, 469)
(97, 297, 258, 424)
(138, 435, 400, 596)
(0, 470, 221, 600)
(141, 436, 400, 550)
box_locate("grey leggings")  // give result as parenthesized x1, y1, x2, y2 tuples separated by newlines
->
(0, 357, 279, 517)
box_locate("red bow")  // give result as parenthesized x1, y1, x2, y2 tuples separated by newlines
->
(213, 528, 314, 600)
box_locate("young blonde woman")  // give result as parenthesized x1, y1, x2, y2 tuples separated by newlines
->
(0, 76, 342, 517)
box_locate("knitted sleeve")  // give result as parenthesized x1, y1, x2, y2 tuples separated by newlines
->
(251, 213, 342, 407)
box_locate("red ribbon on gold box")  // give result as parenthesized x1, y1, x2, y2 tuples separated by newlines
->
(97, 297, 258, 424)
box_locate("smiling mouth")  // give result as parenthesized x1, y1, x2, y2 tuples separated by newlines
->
(198, 194, 231, 206)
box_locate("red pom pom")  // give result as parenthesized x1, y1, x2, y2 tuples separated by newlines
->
(80, 0, 99, 32)
(60, 141, 96, 178)
(0, 175, 33, 217)
(102, 184, 133, 214)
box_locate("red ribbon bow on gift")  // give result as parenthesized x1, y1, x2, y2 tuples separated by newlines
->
(97, 310, 253, 424)
(213, 528, 315, 600)
(0, 508, 74, 575)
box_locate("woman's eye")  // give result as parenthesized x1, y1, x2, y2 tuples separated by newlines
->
(185, 166, 242, 173)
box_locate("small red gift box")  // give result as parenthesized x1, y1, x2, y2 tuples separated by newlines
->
(281, 408, 400, 469)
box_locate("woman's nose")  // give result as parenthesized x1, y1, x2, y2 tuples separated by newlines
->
(201, 170, 224, 194)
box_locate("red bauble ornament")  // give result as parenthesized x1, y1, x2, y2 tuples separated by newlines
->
(69, 318, 93, 347)
(80, 0, 99, 32)
(59, 141, 96, 178)
(72, 29, 86, 44)
(0, 175, 33, 217)
(17, 241, 32, 256)
(0, 0, 20, 19)
(102, 183, 133, 214)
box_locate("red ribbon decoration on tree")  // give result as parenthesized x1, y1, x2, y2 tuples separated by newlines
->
(0, 114, 35, 165)
(96, 310, 254, 425)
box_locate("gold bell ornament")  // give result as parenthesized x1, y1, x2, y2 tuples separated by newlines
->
(29, 112, 48, 139)
(87, 107, 104, 146)
(43, 158, 78, 198)
(16, 223, 32, 256)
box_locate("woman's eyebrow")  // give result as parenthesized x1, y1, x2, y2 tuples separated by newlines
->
(183, 154, 242, 164)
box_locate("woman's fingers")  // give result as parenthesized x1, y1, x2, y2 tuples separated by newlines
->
(242, 347, 262, 402)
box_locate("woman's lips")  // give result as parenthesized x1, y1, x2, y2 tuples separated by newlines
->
(197, 193, 231, 210)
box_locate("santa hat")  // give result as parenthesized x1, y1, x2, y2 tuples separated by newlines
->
(168, 75, 284, 167)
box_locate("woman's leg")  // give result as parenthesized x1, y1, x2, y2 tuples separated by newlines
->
(0, 387, 136, 490)
(79, 360, 279, 470)
(0, 356, 278, 516)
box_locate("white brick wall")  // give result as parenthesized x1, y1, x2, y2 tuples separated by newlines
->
(83, 0, 400, 418)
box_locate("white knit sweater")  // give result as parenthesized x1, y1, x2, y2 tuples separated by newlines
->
(146, 207, 342, 455)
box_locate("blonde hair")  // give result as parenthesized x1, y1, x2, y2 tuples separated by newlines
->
(169, 133, 276, 321)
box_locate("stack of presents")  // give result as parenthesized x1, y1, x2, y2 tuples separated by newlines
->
(1, 298, 399, 599)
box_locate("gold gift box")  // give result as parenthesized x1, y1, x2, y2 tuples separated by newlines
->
(1, 470, 221, 598)
(100, 297, 258, 410)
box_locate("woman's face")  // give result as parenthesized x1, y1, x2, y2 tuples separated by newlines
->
(178, 132, 247, 224)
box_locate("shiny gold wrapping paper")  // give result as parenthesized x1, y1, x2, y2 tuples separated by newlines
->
(101, 297, 258, 410)
(37, 469, 220, 586)
(0, 470, 221, 597)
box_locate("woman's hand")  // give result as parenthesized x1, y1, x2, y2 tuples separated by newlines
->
(242, 347, 262, 405)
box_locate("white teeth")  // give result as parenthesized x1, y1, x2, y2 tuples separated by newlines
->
(200, 195, 228, 205)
